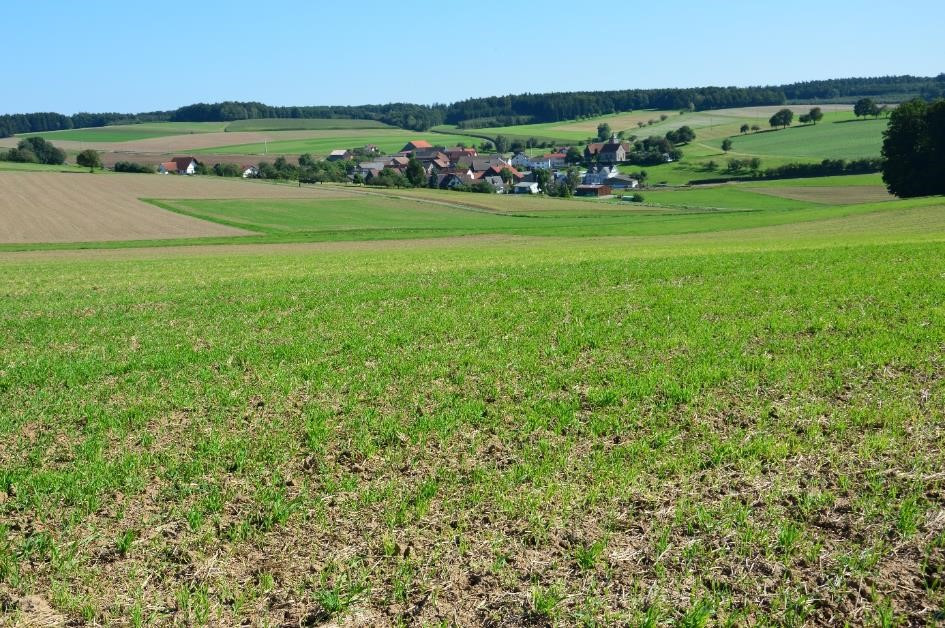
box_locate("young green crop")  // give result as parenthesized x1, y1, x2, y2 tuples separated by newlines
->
(1, 189, 944, 624)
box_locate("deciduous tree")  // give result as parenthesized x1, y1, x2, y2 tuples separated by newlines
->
(881, 98, 945, 197)
(769, 108, 794, 129)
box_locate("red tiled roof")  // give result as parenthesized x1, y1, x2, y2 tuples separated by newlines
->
(405, 140, 432, 149)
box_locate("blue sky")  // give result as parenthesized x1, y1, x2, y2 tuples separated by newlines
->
(4, 0, 943, 114)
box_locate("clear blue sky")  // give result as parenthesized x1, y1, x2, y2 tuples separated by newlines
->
(4, 0, 943, 114)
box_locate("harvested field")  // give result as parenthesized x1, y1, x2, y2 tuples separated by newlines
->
(748, 184, 896, 205)
(0, 173, 353, 244)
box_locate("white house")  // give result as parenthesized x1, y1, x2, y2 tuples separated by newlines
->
(511, 152, 531, 168)
(159, 157, 198, 175)
(242, 165, 259, 178)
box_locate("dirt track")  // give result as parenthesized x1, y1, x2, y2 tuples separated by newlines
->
(0, 172, 351, 244)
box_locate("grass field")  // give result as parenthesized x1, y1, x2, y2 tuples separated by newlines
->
(223, 119, 395, 132)
(718, 118, 887, 159)
(2, 167, 944, 625)
(194, 130, 477, 156)
(18, 122, 229, 143)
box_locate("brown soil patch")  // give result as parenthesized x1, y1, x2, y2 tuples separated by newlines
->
(747, 185, 896, 205)
(0, 172, 352, 244)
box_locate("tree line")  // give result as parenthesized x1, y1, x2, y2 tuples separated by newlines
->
(3, 75, 943, 138)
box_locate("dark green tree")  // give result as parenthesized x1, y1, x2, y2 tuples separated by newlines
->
(76, 149, 102, 172)
(854, 97, 878, 118)
(666, 125, 695, 144)
(565, 166, 581, 195)
(499, 167, 515, 186)
(597, 122, 612, 141)
(565, 146, 583, 164)
(721, 138, 733, 152)
(769, 108, 794, 129)
(808, 107, 823, 124)
(533, 168, 550, 192)
(740, 124, 750, 134)
(493, 135, 509, 153)
(881, 98, 945, 197)
(405, 157, 426, 187)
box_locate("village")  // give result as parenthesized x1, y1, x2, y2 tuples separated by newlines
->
(156, 134, 642, 196)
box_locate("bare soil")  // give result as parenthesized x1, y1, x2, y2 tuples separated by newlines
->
(0, 172, 350, 244)
(748, 185, 896, 205)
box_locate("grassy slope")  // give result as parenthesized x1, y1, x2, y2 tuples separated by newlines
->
(716, 118, 886, 160)
(18, 122, 229, 143)
(1, 210, 944, 625)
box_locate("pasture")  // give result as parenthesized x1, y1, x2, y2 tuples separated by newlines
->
(717, 118, 887, 159)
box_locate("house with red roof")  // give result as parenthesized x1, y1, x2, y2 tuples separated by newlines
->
(158, 156, 199, 175)
(401, 140, 432, 152)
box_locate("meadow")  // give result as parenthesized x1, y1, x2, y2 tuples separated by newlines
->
(717, 118, 887, 160)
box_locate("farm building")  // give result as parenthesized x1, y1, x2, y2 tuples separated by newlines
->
(158, 157, 198, 175)
(327, 149, 352, 161)
(513, 181, 540, 194)
(605, 174, 639, 189)
(241, 165, 259, 178)
(575, 184, 612, 197)
(585, 135, 631, 164)
(401, 140, 433, 152)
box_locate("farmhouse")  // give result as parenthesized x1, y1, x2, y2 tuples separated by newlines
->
(513, 181, 540, 194)
(585, 135, 631, 164)
(575, 184, 612, 197)
(159, 157, 198, 175)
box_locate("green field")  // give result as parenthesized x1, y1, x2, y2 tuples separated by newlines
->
(3, 168, 945, 625)
(717, 118, 886, 159)
(18, 122, 229, 142)
(223, 118, 395, 132)
(193, 130, 480, 156)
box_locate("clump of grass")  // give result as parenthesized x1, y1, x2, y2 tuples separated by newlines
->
(116, 529, 136, 558)
(573, 539, 606, 570)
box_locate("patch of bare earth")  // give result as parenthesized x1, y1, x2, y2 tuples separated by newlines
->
(747, 185, 896, 205)
(0, 172, 351, 243)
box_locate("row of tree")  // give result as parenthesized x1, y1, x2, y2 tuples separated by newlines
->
(5, 75, 941, 137)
